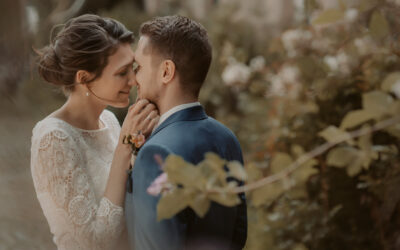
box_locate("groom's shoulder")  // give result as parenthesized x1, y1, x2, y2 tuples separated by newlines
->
(207, 116, 236, 134)
(151, 116, 240, 147)
(201, 116, 240, 143)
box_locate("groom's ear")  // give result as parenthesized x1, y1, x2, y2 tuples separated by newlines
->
(161, 60, 176, 84)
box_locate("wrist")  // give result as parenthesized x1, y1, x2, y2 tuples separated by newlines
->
(115, 144, 133, 158)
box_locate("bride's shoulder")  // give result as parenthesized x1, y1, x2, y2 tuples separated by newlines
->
(31, 117, 76, 145)
(101, 109, 121, 129)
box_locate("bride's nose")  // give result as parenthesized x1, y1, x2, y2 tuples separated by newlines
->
(127, 70, 137, 86)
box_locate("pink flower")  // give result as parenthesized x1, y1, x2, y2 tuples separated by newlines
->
(147, 173, 169, 196)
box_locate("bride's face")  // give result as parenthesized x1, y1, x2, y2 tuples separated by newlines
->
(85, 43, 136, 108)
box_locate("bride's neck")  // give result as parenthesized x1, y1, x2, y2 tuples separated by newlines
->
(54, 93, 107, 130)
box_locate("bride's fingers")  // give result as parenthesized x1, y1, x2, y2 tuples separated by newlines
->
(136, 103, 157, 123)
(133, 110, 157, 134)
(128, 99, 149, 118)
(143, 110, 158, 128)
(143, 116, 160, 136)
(121, 100, 148, 134)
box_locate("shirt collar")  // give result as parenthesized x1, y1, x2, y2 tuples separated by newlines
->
(156, 102, 201, 128)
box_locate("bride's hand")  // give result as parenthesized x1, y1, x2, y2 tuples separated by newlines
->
(119, 99, 160, 148)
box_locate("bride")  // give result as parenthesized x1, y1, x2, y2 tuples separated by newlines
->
(30, 14, 159, 249)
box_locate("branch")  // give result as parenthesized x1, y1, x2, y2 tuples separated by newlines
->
(219, 115, 400, 194)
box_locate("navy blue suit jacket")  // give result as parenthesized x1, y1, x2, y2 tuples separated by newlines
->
(125, 106, 247, 250)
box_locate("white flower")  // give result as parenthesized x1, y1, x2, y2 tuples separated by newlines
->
(324, 56, 339, 72)
(311, 38, 333, 53)
(281, 29, 312, 57)
(222, 58, 252, 86)
(268, 64, 302, 99)
(345, 8, 359, 22)
(391, 80, 400, 99)
(280, 65, 300, 83)
(324, 51, 355, 76)
(354, 36, 375, 56)
(249, 56, 266, 71)
(337, 51, 350, 66)
(270, 76, 285, 97)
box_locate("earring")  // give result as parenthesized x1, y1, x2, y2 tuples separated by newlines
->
(86, 92, 89, 97)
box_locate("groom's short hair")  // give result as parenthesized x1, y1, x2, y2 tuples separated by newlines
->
(140, 15, 212, 96)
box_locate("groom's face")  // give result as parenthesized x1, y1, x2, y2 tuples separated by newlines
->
(133, 36, 162, 104)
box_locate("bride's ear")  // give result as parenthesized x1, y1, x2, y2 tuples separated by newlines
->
(161, 60, 176, 85)
(75, 70, 94, 84)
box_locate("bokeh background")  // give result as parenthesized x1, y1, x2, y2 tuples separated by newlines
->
(2, 0, 400, 249)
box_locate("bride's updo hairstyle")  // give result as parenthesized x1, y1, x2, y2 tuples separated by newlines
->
(36, 14, 134, 94)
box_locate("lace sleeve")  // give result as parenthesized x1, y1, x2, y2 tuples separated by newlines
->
(31, 128, 124, 249)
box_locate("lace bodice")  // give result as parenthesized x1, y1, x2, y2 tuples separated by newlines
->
(30, 109, 125, 250)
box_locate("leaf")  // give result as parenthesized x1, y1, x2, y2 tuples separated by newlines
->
(251, 182, 284, 207)
(363, 91, 394, 115)
(346, 156, 366, 177)
(208, 192, 241, 207)
(326, 146, 360, 168)
(270, 153, 293, 174)
(227, 161, 248, 181)
(286, 187, 308, 199)
(369, 10, 390, 40)
(327, 146, 365, 177)
(164, 155, 201, 188)
(203, 152, 227, 183)
(340, 109, 376, 130)
(312, 9, 345, 25)
(157, 188, 192, 221)
(189, 193, 211, 218)
(381, 72, 400, 92)
(357, 125, 378, 168)
(389, 101, 400, 115)
(318, 125, 354, 144)
(293, 159, 319, 183)
(291, 144, 305, 158)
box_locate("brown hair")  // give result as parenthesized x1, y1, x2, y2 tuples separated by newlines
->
(36, 14, 134, 93)
(140, 15, 212, 96)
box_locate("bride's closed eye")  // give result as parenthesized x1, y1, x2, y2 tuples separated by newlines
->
(118, 70, 128, 77)
(133, 62, 140, 73)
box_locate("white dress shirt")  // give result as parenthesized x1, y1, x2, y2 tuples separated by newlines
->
(154, 102, 201, 130)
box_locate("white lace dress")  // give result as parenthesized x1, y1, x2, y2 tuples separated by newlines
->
(30, 109, 127, 250)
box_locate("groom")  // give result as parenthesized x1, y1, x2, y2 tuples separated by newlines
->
(125, 15, 247, 250)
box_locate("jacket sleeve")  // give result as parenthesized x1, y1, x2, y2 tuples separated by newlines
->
(127, 143, 186, 250)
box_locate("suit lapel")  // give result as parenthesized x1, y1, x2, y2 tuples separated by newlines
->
(150, 106, 207, 139)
